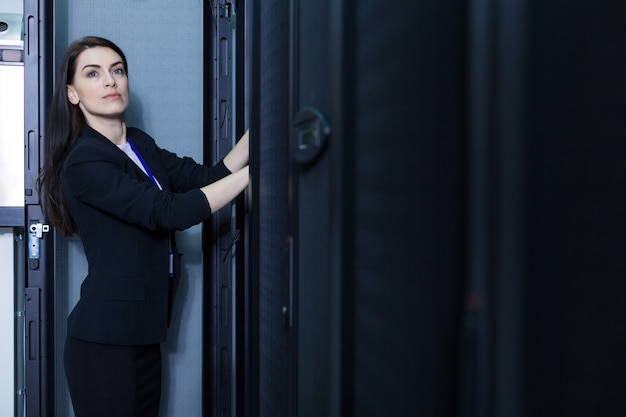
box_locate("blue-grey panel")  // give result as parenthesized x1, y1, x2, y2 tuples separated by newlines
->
(53, 2, 205, 417)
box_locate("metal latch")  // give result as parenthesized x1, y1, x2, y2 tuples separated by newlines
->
(28, 222, 49, 269)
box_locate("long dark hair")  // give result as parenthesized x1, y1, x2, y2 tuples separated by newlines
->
(37, 36, 128, 236)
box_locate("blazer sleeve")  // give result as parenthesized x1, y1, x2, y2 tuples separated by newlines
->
(128, 128, 232, 193)
(63, 137, 213, 231)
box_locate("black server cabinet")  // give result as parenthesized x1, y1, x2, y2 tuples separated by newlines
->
(250, 0, 466, 416)
(329, 1, 467, 415)
(519, 1, 626, 416)
(248, 0, 294, 415)
(250, 0, 626, 416)
(461, 1, 626, 416)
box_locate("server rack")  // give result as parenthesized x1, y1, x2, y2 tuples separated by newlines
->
(248, 0, 295, 415)
(461, 1, 626, 416)
(23, 0, 54, 415)
(249, 0, 466, 415)
(203, 1, 250, 416)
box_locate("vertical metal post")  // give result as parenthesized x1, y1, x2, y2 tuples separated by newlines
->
(492, 0, 527, 415)
(463, 0, 496, 415)
(204, 2, 238, 416)
(463, 0, 528, 415)
(23, 0, 53, 415)
(15, 230, 26, 417)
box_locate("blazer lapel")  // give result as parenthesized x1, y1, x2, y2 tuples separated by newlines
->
(128, 134, 171, 192)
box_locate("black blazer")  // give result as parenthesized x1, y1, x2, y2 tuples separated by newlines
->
(62, 126, 230, 345)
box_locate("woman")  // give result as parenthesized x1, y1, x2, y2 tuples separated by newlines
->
(37, 36, 249, 416)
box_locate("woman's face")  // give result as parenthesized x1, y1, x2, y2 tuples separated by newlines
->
(66, 46, 129, 124)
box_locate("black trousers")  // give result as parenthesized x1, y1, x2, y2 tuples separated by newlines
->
(64, 336, 162, 417)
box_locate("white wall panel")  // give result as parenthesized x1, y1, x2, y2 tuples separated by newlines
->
(0, 228, 15, 417)
(0, 0, 21, 13)
(0, 65, 24, 207)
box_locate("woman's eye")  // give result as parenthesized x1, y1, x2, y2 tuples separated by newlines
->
(113, 68, 125, 75)
(87, 71, 98, 77)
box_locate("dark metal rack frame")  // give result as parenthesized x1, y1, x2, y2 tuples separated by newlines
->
(22, 0, 54, 416)
(203, 1, 249, 416)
